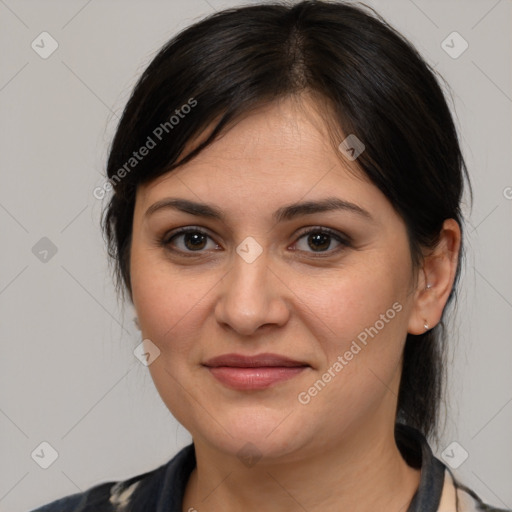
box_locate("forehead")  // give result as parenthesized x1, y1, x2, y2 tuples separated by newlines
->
(134, 96, 393, 222)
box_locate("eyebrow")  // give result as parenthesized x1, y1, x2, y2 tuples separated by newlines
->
(144, 197, 374, 223)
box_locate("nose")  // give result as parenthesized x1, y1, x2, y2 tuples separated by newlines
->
(214, 249, 290, 336)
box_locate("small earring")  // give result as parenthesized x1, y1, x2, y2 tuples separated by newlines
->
(424, 320, 430, 331)
(425, 283, 432, 290)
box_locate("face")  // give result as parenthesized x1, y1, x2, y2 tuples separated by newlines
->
(130, 96, 422, 462)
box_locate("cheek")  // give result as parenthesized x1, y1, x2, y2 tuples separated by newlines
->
(130, 259, 213, 426)
(294, 270, 408, 427)
(295, 251, 412, 410)
(303, 266, 408, 347)
(132, 270, 207, 346)
(130, 245, 198, 343)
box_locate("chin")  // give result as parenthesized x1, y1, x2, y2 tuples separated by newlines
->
(191, 408, 314, 464)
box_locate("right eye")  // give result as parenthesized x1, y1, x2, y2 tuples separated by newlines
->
(161, 227, 222, 255)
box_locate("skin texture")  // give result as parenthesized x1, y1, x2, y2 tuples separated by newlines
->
(129, 95, 461, 512)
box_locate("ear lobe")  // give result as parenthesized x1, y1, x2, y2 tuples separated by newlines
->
(407, 219, 461, 335)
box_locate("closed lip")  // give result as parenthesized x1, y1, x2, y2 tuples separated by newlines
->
(203, 353, 310, 368)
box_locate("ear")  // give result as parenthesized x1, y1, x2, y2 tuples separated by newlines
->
(407, 219, 461, 335)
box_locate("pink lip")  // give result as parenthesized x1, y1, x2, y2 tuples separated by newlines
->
(203, 353, 310, 390)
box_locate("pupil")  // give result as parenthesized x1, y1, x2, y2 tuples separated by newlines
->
(308, 233, 330, 251)
(185, 232, 206, 250)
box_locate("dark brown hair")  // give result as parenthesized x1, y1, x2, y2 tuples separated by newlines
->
(101, 0, 471, 442)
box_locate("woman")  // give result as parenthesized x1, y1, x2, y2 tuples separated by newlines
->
(31, 1, 510, 511)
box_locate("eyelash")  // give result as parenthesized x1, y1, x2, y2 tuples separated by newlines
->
(159, 226, 351, 258)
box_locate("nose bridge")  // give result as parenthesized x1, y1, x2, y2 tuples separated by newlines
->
(214, 242, 288, 335)
(231, 254, 267, 296)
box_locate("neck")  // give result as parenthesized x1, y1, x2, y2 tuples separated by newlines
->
(182, 417, 421, 512)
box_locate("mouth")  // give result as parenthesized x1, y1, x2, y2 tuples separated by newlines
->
(203, 353, 310, 390)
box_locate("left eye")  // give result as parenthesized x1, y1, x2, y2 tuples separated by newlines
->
(293, 229, 347, 253)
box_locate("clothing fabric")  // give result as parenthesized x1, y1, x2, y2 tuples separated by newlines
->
(30, 424, 510, 512)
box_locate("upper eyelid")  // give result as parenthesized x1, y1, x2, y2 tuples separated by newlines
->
(164, 227, 217, 246)
(295, 226, 349, 240)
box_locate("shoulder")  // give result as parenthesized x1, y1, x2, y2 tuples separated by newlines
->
(438, 467, 511, 512)
(29, 444, 196, 512)
(29, 470, 159, 512)
(394, 424, 510, 512)
(28, 479, 114, 511)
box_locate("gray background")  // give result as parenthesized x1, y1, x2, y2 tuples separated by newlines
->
(0, 0, 511, 510)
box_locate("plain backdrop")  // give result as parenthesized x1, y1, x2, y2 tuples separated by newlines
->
(0, 0, 511, 510)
